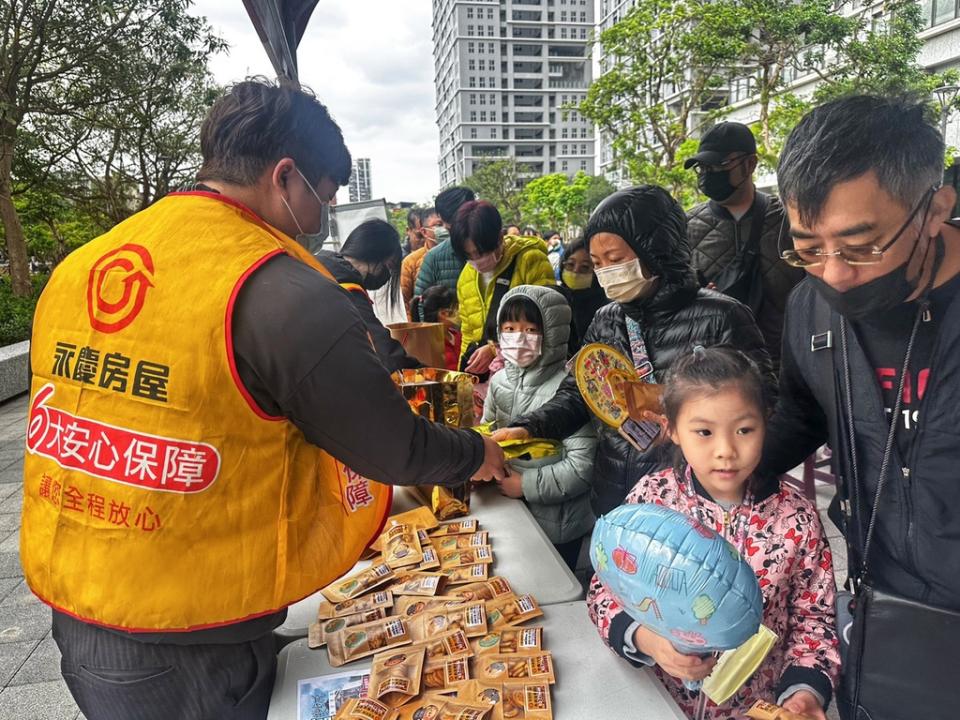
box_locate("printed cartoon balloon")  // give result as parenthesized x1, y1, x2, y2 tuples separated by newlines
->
(591, 502, 762, 655)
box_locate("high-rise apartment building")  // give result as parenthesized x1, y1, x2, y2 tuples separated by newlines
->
(432, 0, 596, 189)
(349, 158, 372, 202)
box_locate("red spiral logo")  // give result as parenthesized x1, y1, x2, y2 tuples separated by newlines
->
(86, 244, 155, 334)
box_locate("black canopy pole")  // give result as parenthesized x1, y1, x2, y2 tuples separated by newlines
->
(242, 0, 320, 88)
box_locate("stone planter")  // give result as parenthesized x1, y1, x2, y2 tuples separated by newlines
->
(0, 341, 29, 403)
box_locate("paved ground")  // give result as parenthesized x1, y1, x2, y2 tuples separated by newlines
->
(0, 391, 843, 719)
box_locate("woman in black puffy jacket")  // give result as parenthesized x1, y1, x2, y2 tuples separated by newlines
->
(493, 186, 773, 516)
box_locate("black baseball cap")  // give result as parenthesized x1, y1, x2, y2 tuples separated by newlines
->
(684, 122, 757, 169)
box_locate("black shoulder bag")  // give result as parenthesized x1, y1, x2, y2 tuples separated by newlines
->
(711, 192, 768, 317)
(459, 255, 519, 381)
(825, 296, 960, 720)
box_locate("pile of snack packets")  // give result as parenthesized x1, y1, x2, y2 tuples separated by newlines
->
(309, 505, 555, 720)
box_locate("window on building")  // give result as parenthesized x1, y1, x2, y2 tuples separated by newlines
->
(479, 77, 486, 88)
(478, 43, 485, 54)
(468, 42, 475, 53)
(489, 43, 495, 53)
(580, 127, 588, 138)
(561, 129, 568, 138)
(581, 11, 587, 21)
(480, 110, 487, 121)
(580, 143, 587, 154)
(491, 128, 498, 138)
(580, 27, 587, 38)
(467, 7, 473, 18)
(561, 144, 568, 154)
(561, 10, 567, 20)
(470, 111, 477, 121)
(467, 24, 474, 35)
(479, 95, 486, 105)
(469, 93, 476, 104)
(562, 160, 569, 171)
(488, 7, 494, 18)
(471, 128, 478, 139)
(469, 59, 476, 70)
(561, 27, 567, 38)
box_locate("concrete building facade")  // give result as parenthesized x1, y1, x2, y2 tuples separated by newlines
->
(432, 0, 597, 189)
(348, 158, 372, 202)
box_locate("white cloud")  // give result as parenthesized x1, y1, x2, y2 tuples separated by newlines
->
(192, 0, 441, 205)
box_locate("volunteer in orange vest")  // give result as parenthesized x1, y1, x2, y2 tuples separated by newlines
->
(21, 79, 507, 720)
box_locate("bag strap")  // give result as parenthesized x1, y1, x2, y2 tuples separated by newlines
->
(745, 191, 769, 253)
(480, 253, 520, 345)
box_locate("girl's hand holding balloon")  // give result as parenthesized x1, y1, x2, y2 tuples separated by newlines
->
(632, 625, 717, 682)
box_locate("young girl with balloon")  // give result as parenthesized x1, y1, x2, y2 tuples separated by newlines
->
(587, 346, 839, 720)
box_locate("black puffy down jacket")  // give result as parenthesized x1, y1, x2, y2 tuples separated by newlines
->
(515, 186, 773, 516)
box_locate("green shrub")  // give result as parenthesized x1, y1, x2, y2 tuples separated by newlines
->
(0, 274, 48, 346)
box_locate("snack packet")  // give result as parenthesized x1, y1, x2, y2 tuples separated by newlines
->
(309, 608, 387, 649)
(746, 701, 816, 720)
(327, 616, 413, 668)
(411, 602, 488, 642)
(484, 595, 543, 630)
(442, 564, 490, 585)
(390, 506, 440, 532)
(448, 578, 513, 602)
(422, 655, 471, 693)
(457, 680, 553, 720)
(429, 519, 479, 537)
(394, 694, 491, 720)
(382, 524, 424, 569)
(335, 697, 398, 720)
(419, 544, 441, 571)
(436, 532, 489, 551)
(318, 590, 394, 619)
(322, 563, 395, 603)
(413, 629, 473, 660)
(369, 647, 426, 708)
(472, 627, 543, 655)
(439, 546, 493, 569)
(389, 572, 445, 597)
(474, 654, 555, 684)
(395, 595, 467, 619)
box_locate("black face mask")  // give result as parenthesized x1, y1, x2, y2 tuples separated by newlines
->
(698, 169, 737, 202)
(363, 265, 392, 291)
(810, 227, 942, 322)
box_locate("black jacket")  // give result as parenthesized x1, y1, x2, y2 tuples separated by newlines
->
(762, 278, 960, 610)
(687, 192, 804, 368)
(315, 250, 420, 372)
(516, 188, 773, 516)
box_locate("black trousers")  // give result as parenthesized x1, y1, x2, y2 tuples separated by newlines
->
(52, 612, 277, 720)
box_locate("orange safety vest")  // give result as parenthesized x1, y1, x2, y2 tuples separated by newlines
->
(20, 191, 391, 632)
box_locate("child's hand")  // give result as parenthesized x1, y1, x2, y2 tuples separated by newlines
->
(496, 468, 524, 498)
(464, 343, 497, 375)
(781, 690, 826, 719)
(490, 427, 530, 443)
(632, 625, 716, 682)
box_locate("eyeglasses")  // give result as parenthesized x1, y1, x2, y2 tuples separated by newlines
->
(693, 154, 752, 176)
(780, 187, 938, 268)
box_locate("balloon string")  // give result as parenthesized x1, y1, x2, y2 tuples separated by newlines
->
(694, 689, 708, 720)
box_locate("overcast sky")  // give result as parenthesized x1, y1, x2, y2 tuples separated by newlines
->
(192, 1, 441, 205)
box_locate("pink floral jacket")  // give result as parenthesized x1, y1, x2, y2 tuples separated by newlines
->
(586, 467, 840, 720)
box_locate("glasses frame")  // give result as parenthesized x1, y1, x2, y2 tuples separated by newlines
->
(779, 186, 939, 268)
(693, 153, 752, 176)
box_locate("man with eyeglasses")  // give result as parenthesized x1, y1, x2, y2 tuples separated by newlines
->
(685, 122, 804, 371)
(763, 95, 960, 720)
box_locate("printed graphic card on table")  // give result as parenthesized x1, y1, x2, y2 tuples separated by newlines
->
(441, 564, 489, 585)
(309, 608, 387, 649)
(447, 578, 513, 602)
(322, 563, 395, 604)
(298, 669, 370, 720)
(394, 595, 467, 619)
(333, 697, 397, 720)
(429, 519, 479, 537)
(410, 602, 489, 642)
(393, 694, 492, 720)
(436, 532, 489, 551)
(473, 654, 555, 685)
(472, 627, 542, 656)
(369, 647, 426, 708)
(327, 616, 413, 668)
(389, 572, 446, 597)
(484, 595, 542, 631)
(439, 546, 493, 569)
(382, 523, 424, 569)
(422, 655, 472, 693)
(318, 591, 394, 619)
(457, 680, 553, 720)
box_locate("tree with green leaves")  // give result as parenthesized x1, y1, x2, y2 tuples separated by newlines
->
(579, 0, 744, 200)
(0, 0, 223, 297)
(463, 158, 524, 222)
(519, 172, 616, 235)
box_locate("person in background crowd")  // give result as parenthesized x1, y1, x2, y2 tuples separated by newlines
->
(401, 207, 443, 315)
(483, 286, 596, 571)
(523, 225, 541, 238)
(315, 218, 420, 372)
(402, 207, 422, 256)
(545, 229, 564, 278)
(589, 347, 837, 720)
(453, 201, 556, 377)
(26, 78, 507, 720)
(558, 236, 606, 351)
(504, 223, 522, 238)
(685, 122, 803, 370)
(761, 95, 960, 720)
(414, 186, 475, 297)
(410, 284, 461, 371)
(492, 185, 772, 516)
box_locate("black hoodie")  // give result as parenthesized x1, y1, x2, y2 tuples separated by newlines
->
(515, 186, 773, 516)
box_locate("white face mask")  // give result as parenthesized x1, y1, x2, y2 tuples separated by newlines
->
(499, 331, 542, 368)
(594, 258, 657, 303)
(280, 167, 326, 245)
